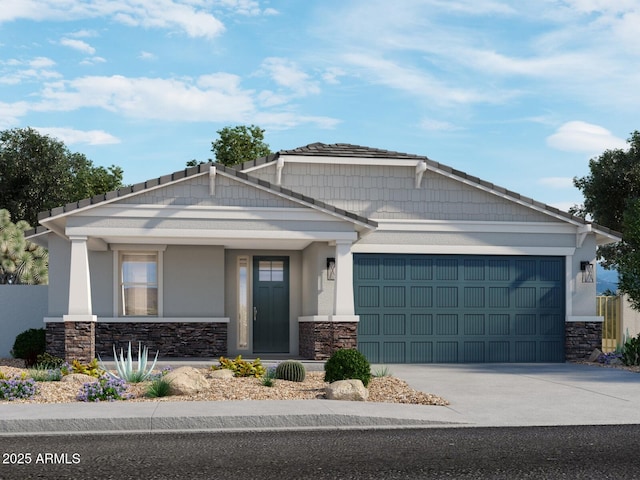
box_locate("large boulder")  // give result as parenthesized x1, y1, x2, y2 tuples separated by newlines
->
(209, 368, 234, 380)
(325, 379, 369, 401)
(164, 367, 209, 395)
(61, 373, 97, 385)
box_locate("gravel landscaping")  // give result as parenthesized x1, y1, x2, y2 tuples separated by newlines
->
(0, 358, 449, 406)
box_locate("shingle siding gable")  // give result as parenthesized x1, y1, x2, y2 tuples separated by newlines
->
(247, 162, 554, 222)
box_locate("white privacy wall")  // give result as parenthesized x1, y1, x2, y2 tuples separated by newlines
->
(0, 285, 47, 357)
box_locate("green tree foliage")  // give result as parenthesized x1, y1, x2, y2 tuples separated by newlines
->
(573, 131, 640, 308)
(211, 125, 272, 167)
(0, 209, 48, 285)
(0, 127, 124, 226)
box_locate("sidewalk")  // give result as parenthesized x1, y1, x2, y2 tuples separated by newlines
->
(1, 363, 639, 435)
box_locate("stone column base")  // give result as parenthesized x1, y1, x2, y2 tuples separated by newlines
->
(299, 320, 358, 360)
(565, 321, 602, 361)
(64, 318, 97, 364)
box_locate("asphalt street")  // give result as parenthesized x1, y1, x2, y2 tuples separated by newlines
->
(2, 425, 640, 479)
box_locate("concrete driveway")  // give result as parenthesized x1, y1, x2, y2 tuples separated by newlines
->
(385, 363, 640, 427)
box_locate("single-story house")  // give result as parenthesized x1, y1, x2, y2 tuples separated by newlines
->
(27, 143, 621, 364)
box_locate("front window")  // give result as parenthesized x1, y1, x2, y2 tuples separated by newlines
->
(119, 252, 158, 316)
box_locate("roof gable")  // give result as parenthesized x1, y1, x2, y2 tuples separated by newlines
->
(238, 142, 621, 241)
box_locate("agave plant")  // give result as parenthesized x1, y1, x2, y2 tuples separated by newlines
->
(99, 341, 159, 383)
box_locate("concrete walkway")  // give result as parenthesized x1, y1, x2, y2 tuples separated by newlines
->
(1, 363, 639, 435)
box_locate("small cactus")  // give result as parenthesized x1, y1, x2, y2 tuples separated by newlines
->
(275, 360, 306, 382)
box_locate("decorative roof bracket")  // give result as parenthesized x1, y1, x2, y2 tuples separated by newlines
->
(576, 224, 592, 248)
(415, 161, 427, 189)
(276, 157, 285, 186)
(209, 165, 217, 196)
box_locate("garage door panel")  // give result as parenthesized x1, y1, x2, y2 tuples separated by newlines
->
(384, 342, 406, 363)
(411, 286, 432, 307)
(383, 286, 405, 307)
(515, 341, 537, 362)
(383, 314, 406, 335)
(435, 342, 458, 362)
(411, 314, 433, 335)
(464, 287, 485, 308)
(489, 314, 510, 335)
(411, 342, 433, 362)
(359, 314, 379, 335)
(359, 342, 380, 363)
(464, 342, 485, 362)
(436, 287, 458, 308)
(435, 314, 459, 335)
(464, 314, 485, 335)
(356, 254, 565, 363)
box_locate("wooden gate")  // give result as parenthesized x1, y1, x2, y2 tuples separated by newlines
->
(597, 295, 621, 352)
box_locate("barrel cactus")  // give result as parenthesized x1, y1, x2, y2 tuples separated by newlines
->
(275, 360, 306, 382)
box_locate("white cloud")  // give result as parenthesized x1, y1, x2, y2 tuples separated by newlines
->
(342, 53, 508, 105)
(546, 121, 627, 154)
(0, 0, 226, 39)
(538, 177, 575, 189)
(0, 101, 30, 129)
(139, 51, 157, 60)
(419, 118, 459, 132)
(79, 56, 107, 66)
(259, 57, 320, 96)
(254, 111, 340, 130)
(322, 67, 345, 85)
(60, 38, 96, 54)
(34, 74, 255, 122)
(34, 127, 120, 145)
(0, 57, 61, 85)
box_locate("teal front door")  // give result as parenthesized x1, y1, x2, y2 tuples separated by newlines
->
(253, 256, 290, 353)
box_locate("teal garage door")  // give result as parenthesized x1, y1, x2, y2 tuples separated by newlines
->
(354, 254, 565, 363)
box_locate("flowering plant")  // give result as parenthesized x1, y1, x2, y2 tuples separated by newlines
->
(0, 376, 38, 401)
(77, 375, 129, 402)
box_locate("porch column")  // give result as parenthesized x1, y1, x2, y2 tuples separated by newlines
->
(333, 240, 355, 316)
(63, 235, 96, 363)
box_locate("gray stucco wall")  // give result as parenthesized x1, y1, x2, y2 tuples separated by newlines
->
(301, 242, 335, 316)
(0, 285, 48, 357)
(47, 234, 70, 317)
(163, 245, 225, 317)
(571, 235, 599, 317)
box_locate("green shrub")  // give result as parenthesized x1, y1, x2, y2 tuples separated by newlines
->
(35, 353, 65, 369)
(10, 328, 46, 366)
(261, 367, 277, 387)
(275, 360, 306, 382)
(28, 366, 62, 382)
(211, 355, 266, 378)
(622, 334, 640, 366)
(324, 348, 371, 387)
(145, 377, 172, 398)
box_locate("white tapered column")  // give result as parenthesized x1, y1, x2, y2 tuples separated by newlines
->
(332, 240, 358, 319)
(63, 235, 96, 363)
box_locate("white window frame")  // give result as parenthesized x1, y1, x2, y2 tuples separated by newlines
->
(112, 245, 166, 317)
(237, 255, 250, 349)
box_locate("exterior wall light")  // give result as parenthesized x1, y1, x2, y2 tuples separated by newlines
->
(580, 261, 594, 283)
(326, 257, 336, 281)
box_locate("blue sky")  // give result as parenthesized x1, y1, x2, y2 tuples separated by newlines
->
(1, 0, 638, 212)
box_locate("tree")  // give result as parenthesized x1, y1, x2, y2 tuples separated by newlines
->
(211, 125, 272, 167)
(573, 131, 640, 307)
(0, 127, 124, 226)
(0, 209, 48, 285)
